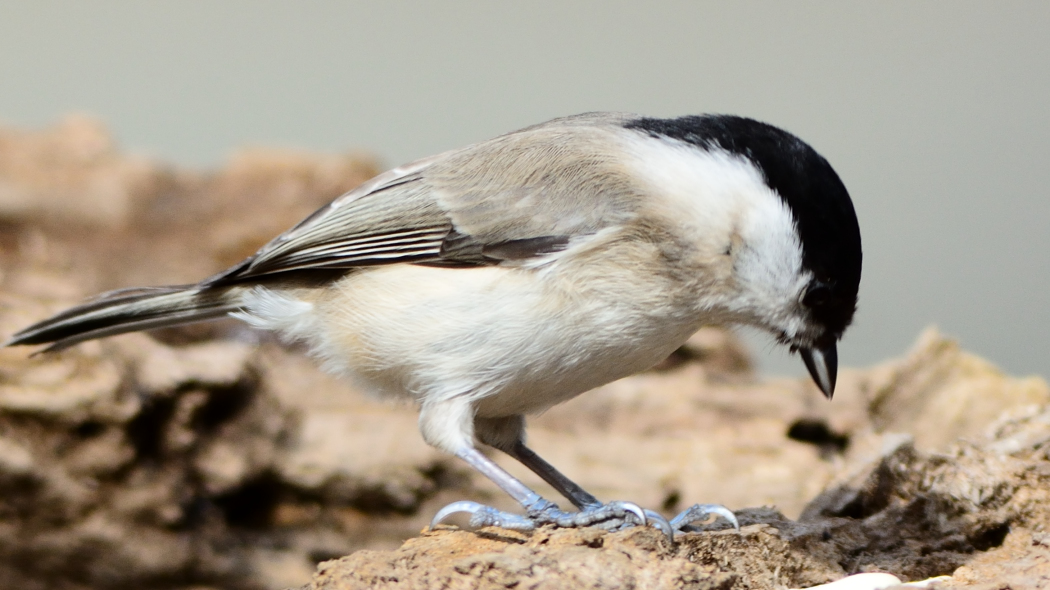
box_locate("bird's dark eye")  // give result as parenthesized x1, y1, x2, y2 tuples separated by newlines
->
(802, 282, 832, 308)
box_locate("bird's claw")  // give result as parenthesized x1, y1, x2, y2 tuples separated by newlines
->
(670, 503, 739, 532)
(430, 500, 537, 531)
(431, 499, 674, 541)
(644, 509, 675, 540)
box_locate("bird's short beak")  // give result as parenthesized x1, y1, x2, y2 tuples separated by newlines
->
(800, 343, 838, 399)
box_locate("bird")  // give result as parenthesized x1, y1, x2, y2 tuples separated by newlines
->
(4, 112, 862, 539)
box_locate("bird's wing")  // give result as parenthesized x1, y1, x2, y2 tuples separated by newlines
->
(203, 114, 641, 286)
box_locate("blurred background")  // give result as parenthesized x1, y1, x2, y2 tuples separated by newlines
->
(0, 1, 1047, 379)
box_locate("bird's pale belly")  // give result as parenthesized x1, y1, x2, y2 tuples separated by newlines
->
(298, 264, 700, 416)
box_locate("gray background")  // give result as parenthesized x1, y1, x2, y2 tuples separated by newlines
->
(0, 2, 1047, 379)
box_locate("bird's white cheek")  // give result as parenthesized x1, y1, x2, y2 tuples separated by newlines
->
(716, 197, 812, 336)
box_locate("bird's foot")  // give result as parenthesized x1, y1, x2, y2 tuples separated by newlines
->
(670, 503, 740, 532)
(431, 498, 673, 540)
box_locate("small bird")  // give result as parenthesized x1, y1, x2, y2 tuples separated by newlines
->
(5, 112, 861, 538)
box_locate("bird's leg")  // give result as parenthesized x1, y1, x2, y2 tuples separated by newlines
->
(431, 411, 655, 534)
(433, 414, 670, 537)
(428, 411, 735, 537)
(505, 441, 600, 509)
(431, 445, 650, 532)
(505, 440, 674, 537)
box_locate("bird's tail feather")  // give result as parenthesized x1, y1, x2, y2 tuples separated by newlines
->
(4, 285, 242, 352)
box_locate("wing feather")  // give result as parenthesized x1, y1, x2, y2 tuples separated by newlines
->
(203, 155, 458, 284)
(203, 113, 643, 286)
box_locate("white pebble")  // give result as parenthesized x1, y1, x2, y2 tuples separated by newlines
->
(792, 573, 953, 590)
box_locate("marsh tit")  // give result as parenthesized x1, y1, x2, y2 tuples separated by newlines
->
(6, 112, 862, 538)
